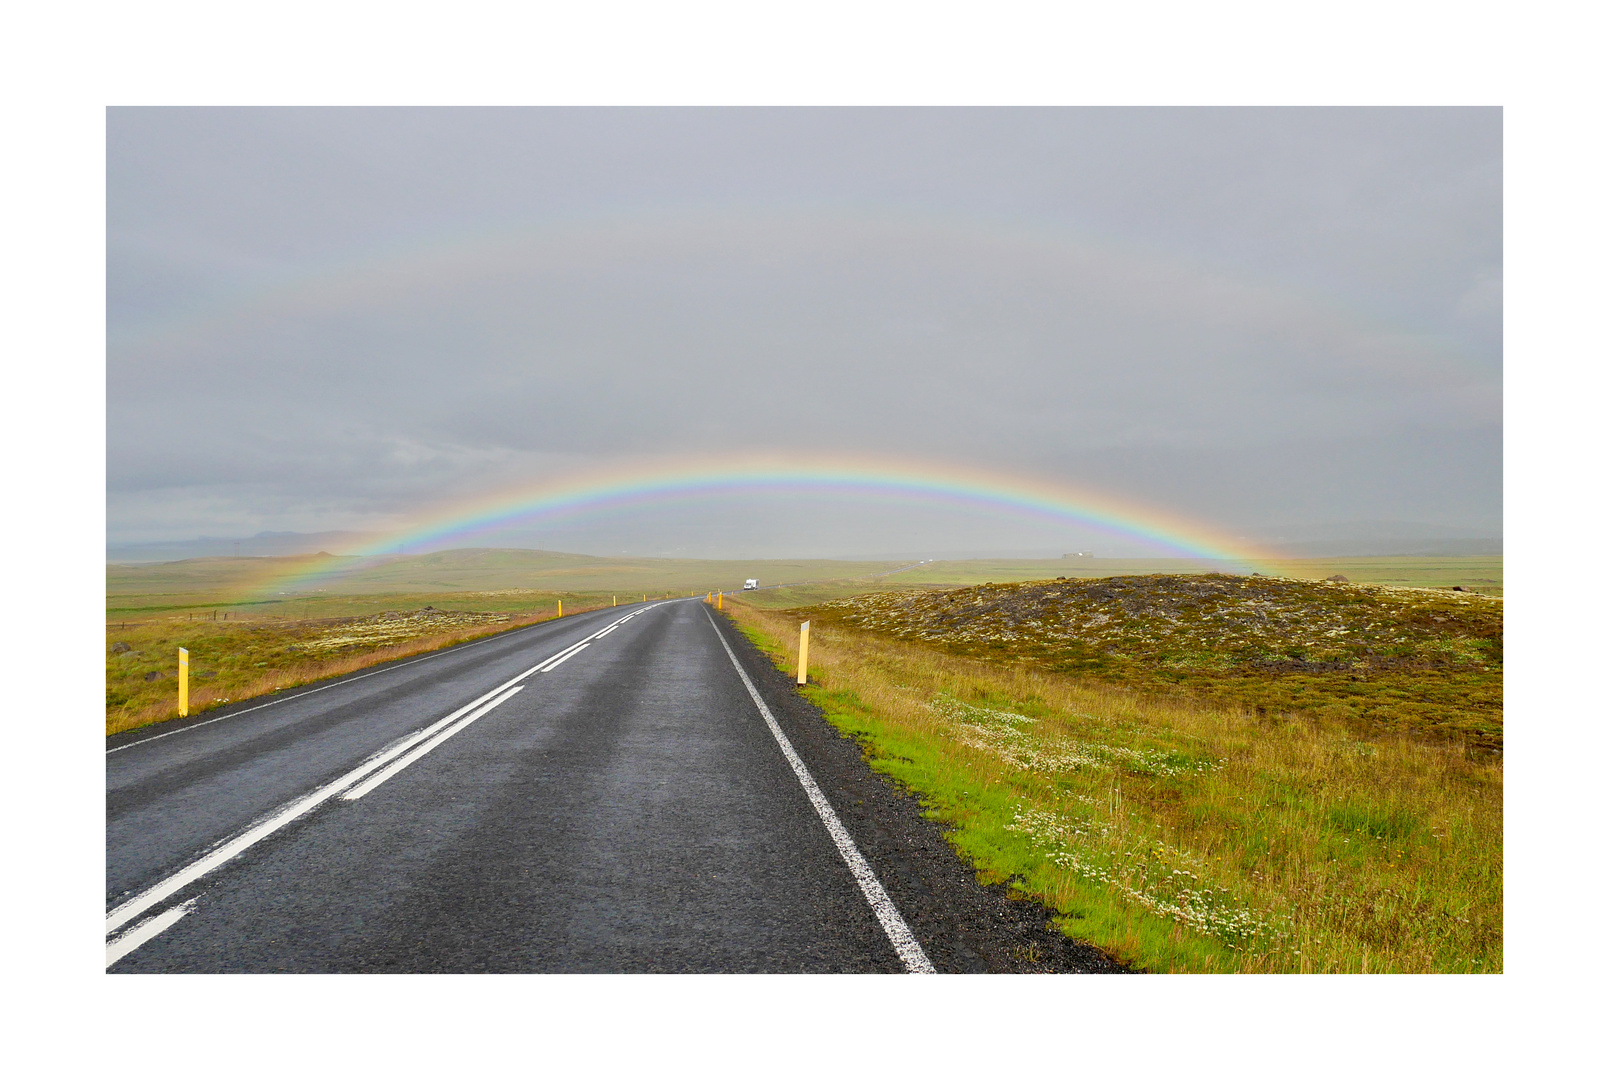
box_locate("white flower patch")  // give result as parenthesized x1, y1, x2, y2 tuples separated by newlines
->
(308, 610, 511, 654)
(928, 694, 1222, 778)
(1006, 804, 1286, 949)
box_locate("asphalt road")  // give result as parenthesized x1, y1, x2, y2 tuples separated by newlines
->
(107, 598, 1121, 974)
(107, 599, 928, 973)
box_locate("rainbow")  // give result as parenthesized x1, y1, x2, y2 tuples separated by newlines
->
(111, 207, 1347, 595)
(260, 454, 1276, 594)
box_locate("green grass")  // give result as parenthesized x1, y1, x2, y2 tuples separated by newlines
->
(724, 597, 1502, 973)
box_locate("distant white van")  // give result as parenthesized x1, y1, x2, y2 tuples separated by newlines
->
(743, 579, 758, 590)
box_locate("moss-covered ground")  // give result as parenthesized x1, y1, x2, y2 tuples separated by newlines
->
(808, 573, 1502, 751)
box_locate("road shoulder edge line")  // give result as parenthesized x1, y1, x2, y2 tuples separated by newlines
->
(702, 605, 935, 974)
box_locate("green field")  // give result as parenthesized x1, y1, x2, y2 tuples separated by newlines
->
(736, 554, 1502, 608)
(810, 573, 1503, 750)
(106, 548, 912, 619)
(104, 546, 1504, 970)
(724, 581, 1502, 973)
(108, 550, 1501, 618)
(106, 550, 1502, 738)
(105, 549, 911, 734)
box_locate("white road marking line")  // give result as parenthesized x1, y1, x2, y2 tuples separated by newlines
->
(341, 685, 523, 801)
(538, 642, 589, 672)
(538, 646, 585, 670)
(536, 639, 590, 671)
(704, 609, 936, 974)
(105, 899, 196, 968)
(105, 669, 539, 936)
(105, 607, 660, 934)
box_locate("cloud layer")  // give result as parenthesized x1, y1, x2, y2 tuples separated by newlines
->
(108, 108, 1501, 555)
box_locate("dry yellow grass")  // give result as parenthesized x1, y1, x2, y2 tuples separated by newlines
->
(725, 598, 1501, 973)
(106, 603, 608, 735)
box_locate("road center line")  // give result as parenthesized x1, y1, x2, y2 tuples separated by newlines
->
(106, 677, 521, 936)
(538, 643, 589, 672)
(341, 685, 523, 802)
(106, 606, 659, 937)
(703, 608, 936, 974)
(106, 900, 196, 969)
(540, 643, 592, 666)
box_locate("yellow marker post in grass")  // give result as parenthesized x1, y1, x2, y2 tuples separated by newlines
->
(642, 594, 646, 603)
(797, 622, 810, 686)
(717, 591, 723, 611)
(558, 600, 563, 617)
(178, 648, 189, 717)
(613, 596, 617, 607)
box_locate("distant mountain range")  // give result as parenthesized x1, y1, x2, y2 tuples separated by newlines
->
(106, 531, 376, 563)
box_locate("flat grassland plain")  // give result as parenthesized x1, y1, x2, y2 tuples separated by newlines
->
(723, 558, 1501, 974)
(106, 550, 1499, 738)
(105, 549, 907, 734)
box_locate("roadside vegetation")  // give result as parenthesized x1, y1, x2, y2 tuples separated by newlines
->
(105, 593, 607, 735)
(722, 576, 1502, 973)
(813, 574, 1502, 751)
(874, 554, 1503, 597)
(106, 548, 759, 736)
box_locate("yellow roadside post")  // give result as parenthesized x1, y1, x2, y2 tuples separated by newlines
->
(558, 600, 563, 617)
(642, 593, 646, 603)
(613, 596, 617, 607)
(717, 591, 722, 611)
(178, 648, 189, 717)
(797, 622, 810, 685)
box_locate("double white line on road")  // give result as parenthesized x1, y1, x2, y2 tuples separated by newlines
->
(704, 608, 936, 974)
(105, 606, 659, 969)
(338, 684, 523, 802)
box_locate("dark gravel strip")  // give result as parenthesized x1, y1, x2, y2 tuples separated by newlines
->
(711, 609, 1127, 974)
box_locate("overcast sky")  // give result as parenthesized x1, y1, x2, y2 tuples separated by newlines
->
(107, 108, 1500, 558)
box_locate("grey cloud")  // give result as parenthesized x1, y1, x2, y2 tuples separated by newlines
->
(107, 108, 1501, 553)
